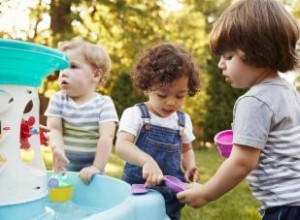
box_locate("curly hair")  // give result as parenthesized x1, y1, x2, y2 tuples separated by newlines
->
(132, 42, 200, 96)
(58, 37, 111, 85)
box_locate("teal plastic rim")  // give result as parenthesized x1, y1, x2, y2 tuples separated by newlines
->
(0, 39, 69, 87)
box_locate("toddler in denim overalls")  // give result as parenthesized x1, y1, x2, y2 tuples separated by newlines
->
(116, 42, 201, 220)
(122, 103, 186, 220)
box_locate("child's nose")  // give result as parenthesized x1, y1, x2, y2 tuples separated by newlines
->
(166, 97, 176, 106)
(218, 57, 225, 69)
(60, 70, 69, 77)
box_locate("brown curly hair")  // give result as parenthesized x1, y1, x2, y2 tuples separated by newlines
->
(132, 42, 200, 96)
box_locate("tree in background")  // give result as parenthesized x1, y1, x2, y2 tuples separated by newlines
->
(0, 0, 229, 145)
(110, 71, 146, 117)
(0, 0, 270, 145)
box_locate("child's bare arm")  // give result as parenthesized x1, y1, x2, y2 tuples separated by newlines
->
(116, 131, 163, 186)
(94, 121, 116, 172)
(79, 121, 116, 183)
(47, 117, 63, 149)
(177, 144, 260, 208)
(47, 116, 69, 171)
(182, 143, 199, 182)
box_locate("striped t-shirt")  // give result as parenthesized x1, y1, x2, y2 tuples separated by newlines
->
(45, 91, 118, 153)
(232, 77, 300, 209)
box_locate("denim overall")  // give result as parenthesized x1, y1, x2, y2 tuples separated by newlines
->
(122, 103, 185, 220)
(65, 151, 95, 171)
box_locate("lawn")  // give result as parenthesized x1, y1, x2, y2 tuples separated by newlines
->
(105, 147, 262, 220)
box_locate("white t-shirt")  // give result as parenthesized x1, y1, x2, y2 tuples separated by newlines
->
(118, 105, 195, 144)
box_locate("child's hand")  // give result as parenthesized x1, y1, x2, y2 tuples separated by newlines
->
(177, 182, 208, 208)
(184, 167, 200, 182)
(52, 148, 69, 172)
(142, 159, 164, 187)
(79, 165, 102, 184)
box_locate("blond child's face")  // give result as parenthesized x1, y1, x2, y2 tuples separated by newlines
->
(218, 50, 276, 89)
(146, 76, 189, 118)
(58, 48, 97, 99)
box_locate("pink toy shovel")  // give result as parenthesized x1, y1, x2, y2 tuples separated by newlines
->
(131, 175, 187, 195)
(131, 184, 148, 194)
(163, 175, 188, 193)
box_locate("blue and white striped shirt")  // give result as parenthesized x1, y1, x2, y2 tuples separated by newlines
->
(45, 91, 118, 153)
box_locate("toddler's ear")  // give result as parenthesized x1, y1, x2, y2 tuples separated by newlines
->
(93, 69, 103, 82)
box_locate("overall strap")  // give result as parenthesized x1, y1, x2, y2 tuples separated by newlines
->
(177, 111, 185, 128)
(136, 103, 151, 119)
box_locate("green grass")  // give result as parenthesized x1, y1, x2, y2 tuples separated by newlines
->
(105, 147, 261, 220)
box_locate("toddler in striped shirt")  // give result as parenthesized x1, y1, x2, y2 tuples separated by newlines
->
(45, 38, 118, 184)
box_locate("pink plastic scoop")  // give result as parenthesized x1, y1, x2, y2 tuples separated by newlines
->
(131, 184, 148, 194)
(163, 175, 187, 193)
(131, 175, 187, 195)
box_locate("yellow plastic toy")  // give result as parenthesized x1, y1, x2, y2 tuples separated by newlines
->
(48, 172, 73, 202)
(20, 145, 53, 170)
(42, 146, 53, 170)
(49, 185, 73, 202)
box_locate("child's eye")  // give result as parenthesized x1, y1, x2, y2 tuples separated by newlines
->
(224, 55, 233, 60)
(223, 55, 233, 60)
(176, 95, 185, 99)
(70, 63, 77, 69)
(157, 94, 167, 98)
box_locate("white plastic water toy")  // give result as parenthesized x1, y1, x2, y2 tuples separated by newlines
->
(0, 39, 170, 220)
(0, 39, 69, 208)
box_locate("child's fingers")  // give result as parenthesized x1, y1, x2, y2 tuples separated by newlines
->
(79, 168, 92, 184)
(195, 173, 200, 182)
(39, 124, 50, 132)
(176, 189, 189, 203)
(144, 172, 163, 187)
(189, 167, 199, 182)
(142, 169, 149, 180)
(192, 170, 200, 182)
(184, 171, 190, 182)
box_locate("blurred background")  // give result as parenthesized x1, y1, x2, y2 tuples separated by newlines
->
(1, 0, 300, 147)
(2, 1, 300, 219)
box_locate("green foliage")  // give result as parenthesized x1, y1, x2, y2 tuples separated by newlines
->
(110, 71, 146, 117)
(0, 0, 249, 143)
(202, 57, 245, 141)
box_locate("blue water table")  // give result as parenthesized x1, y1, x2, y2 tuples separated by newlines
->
(0, 39, 170, 220)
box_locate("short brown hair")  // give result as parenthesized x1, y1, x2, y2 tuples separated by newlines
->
(132, 42, 200, 96)
(58, 37, 111, 84)
(210, 0, 300, 72)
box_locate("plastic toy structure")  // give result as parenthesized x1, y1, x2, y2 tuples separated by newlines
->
(0, 39, 170, 220)
(214, 130, 233, 158)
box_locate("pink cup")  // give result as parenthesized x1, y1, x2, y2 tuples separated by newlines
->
(214, 130, 233, 158)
